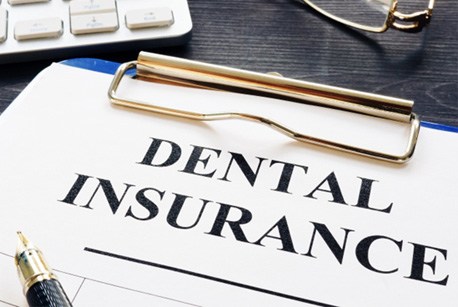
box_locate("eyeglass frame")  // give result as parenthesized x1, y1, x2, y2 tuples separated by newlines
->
(298, 0, 435, 33)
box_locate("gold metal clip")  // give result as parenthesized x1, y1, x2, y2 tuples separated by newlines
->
(108, 52, 420, 163)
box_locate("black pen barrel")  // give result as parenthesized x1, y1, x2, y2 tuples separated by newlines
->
(26, 279, 72, 307)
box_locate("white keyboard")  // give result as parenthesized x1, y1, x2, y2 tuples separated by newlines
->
(0, 0, 192, 63)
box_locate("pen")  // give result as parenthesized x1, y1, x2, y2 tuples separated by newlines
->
(15, 231, 73, 307)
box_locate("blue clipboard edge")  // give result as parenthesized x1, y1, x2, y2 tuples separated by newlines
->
(61, 58, 458, 133)
(61, 58, 126, 76)
(420, 121, 458, 133)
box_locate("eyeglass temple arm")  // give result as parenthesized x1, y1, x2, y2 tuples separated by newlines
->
(391, 0, 435, 32)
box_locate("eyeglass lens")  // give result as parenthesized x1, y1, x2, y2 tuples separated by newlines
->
(305, 0, 394, 29)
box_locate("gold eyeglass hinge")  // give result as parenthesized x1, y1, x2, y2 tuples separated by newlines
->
(390, 0, 435, 32)
(391, 10, 432, 32)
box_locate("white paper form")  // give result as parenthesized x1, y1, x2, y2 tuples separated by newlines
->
(0, 63, 457, 307)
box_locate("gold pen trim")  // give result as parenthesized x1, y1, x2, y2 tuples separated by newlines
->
(15, 232, 58, 294)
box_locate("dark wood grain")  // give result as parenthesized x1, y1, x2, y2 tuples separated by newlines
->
(1, 0, 457, 126)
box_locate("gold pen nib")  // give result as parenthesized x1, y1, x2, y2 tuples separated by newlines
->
(15, 231, 38, 266)
(16, 231, 32, 255)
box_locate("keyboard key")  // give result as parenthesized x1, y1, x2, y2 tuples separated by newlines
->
(125, 7, 174, 29)
(70, 12, 118, 35)
(0, 0, 192, 63)
(0, 8, 7, 43)
(70, 0, 116, 16)
(8, 0, 49, 5)
(14, 17, 63, 41)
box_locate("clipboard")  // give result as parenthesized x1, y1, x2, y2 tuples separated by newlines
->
(1, 56, 457, 307)
(62, 53, 457, 164)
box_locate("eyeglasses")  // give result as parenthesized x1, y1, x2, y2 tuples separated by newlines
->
(296, 0, 435, 33)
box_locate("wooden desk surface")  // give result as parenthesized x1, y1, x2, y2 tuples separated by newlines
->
(1, 0, 457, 126)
